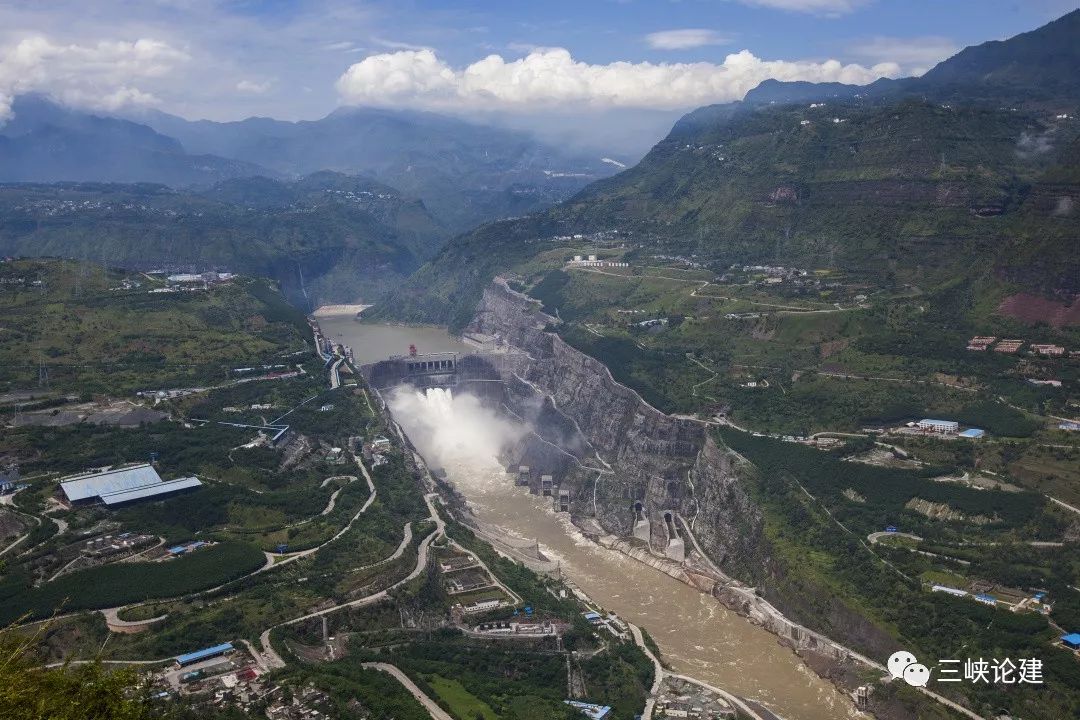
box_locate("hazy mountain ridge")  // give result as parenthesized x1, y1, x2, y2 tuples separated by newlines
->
(0, 95, 618, 235)
(0, 95, 277, 187)
(134, 104, 618, 232)
(743, 10, 1080, 108)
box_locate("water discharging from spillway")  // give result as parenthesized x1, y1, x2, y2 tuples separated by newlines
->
(387, 386, 859, 720)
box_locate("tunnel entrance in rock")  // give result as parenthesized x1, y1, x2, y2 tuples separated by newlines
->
(663, 511, 679, 538)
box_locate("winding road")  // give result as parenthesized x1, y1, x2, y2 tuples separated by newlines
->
(255, 493, 447, 670)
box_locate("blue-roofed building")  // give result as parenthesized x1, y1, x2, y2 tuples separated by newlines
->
(175, 642, 234, 667)
(564, 701, 612, 720)
(59, 464, 201, 507)
(582, 611, 602, 624)
(959, 428, 986, 438)
(1062, 633, 1080, 650)
(974, 593, 997, 606)
(168, 541, 209, 556)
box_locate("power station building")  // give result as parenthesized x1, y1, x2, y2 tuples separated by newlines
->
(59, 464, 202, 507)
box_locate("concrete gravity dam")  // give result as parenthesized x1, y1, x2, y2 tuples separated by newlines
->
(362, 346, 701, 561)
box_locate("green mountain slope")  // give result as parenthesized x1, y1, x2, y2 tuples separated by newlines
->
(379, 95, 1079, 329)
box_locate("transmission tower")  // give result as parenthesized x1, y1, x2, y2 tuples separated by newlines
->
(38, 359, 49, 388)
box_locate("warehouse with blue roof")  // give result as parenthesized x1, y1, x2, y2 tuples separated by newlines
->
(175, 642, 234, 667)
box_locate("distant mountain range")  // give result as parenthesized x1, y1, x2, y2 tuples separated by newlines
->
(0, 96, 272, 188)
(377, 9, 1080, 328)
(0, 95, 617, 234)
(134, 105, 617, 232)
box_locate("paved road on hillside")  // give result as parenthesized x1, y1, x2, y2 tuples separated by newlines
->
(362, 662, 454, 720)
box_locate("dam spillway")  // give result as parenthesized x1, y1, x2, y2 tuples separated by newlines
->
(361, 350, 528, 404)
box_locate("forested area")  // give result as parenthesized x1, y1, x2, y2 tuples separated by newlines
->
(718, 428, 1080, 719)
(0, 541, 264, 624)
(718, 428, 1052, 538)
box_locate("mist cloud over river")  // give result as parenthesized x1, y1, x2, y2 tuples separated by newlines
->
(387, 386, 526, 469)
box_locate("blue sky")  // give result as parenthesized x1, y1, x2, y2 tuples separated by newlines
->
(0, 0, 1076, 132)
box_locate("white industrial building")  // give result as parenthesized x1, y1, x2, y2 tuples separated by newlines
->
(917, 419, 958, 433)
(59, 464, 201, 507)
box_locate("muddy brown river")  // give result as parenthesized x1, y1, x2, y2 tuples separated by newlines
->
(325, 317, 860, 720)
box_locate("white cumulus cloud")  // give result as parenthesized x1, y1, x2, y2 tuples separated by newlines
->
(0, 35, 188, 121)
(237, 79, 273, 94)
(646, 29, 732, 50)
(336, 47, 900, 112)
(847, 36, 958, 76)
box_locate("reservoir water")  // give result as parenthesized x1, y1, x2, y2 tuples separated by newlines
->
(316, 315, 473, 366)
(325, 316, 860, 720)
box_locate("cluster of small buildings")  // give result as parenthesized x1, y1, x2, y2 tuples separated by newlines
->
(83, 532, 155, 558)
(651, 254, 704, 269)
(930, 585, 1052, 614)
(569, 255, 629, 268)
(635, 318, 670, 328)
(167, 540, 211, 557)
(0, 464, 24, 494)
(109, 278, 142, 291)
(0, 274, 44, 288)
(165, 271, 235, 285)
(967, 336, 1069, 356)
(472, 619, 563, 638)
(901, 419, 985, 439)
(147, 271, 234, 294)
(156, 642, 277, 715)
(58, 464, 202, 508)
(265, 685, 332, 720)
(582, 610, 630, 640)
(359, 435, 392, 467)
(653, 677, 736, 719)
(734, 264, 810, 279)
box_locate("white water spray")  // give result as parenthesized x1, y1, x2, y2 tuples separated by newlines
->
(387, 386, 526, 472)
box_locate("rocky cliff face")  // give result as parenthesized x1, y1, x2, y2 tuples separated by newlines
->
(467, 278, 767, 580)
(464, 277, 902, 673)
